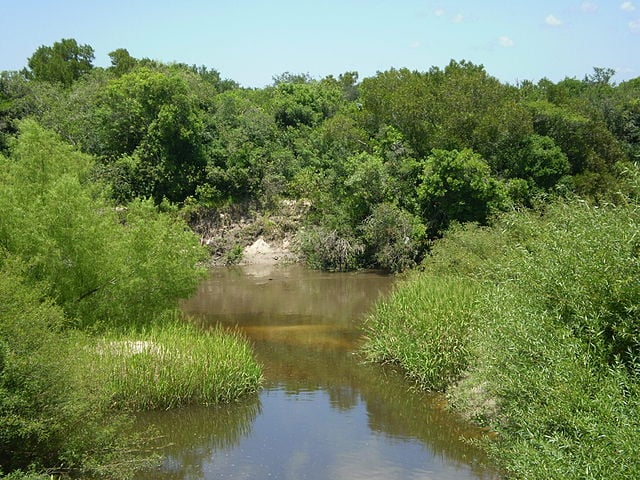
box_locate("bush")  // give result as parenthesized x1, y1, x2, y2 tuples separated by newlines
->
(297, 226, 364, 271)
(361, 202, 426, 272)
(0, 258, 154, 479)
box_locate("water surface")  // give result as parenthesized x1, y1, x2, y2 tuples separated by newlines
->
(136, 264, 498, 480)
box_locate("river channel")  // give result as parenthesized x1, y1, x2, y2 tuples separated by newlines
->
(135, 264, 499, 480)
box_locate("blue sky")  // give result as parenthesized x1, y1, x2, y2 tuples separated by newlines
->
(1, 1, 638, 87)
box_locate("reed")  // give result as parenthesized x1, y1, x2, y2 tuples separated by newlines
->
(362, 197, 640, 479)
(93, 315, 263, 410)
(362, 274, 481, 391)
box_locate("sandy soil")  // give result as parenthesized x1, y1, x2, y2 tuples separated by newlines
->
(239, 237, 296, 266)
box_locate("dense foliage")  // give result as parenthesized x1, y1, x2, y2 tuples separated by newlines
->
(0, 119, 261, 478)
(364, 175, 640, 478)
(3, 39, 638, 271)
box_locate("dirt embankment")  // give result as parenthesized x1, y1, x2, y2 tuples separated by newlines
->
(188, 200, 310, 266)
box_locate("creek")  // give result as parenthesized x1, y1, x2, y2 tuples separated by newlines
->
(135, 264, 499, 480)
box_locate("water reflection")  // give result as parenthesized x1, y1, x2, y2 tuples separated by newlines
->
(136, 264, 498, 480)
(136, 398, 261, 479)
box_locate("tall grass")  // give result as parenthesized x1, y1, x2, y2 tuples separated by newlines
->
(362, 195, 640, 479)
(91, 314, 263, 411)
(363, 275, 481, 391)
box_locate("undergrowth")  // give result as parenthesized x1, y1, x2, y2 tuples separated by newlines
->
(363, 193, 640, 479)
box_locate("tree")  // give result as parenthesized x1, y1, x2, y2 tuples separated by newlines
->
(584, 67, 616, 87)
(270, 80, 343, 128)
(528, 100, 626, 189)
(359, 67, 440, 156)
(96, 67, 210, 203)
(108, 48, 138, 77)
(272, 71, 313, 85)
(512, 134, 570, 190)
(417, 148, 507, 232)
(0, 120, 206, 328)
(26, 38, 94, 86)
(0, 258, 146, 478)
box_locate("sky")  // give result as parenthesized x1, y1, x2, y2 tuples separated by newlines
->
(0, 0, 638, 88)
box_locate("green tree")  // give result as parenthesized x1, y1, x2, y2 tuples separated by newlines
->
(204, 88, 284, 204)
(270, 80, 343, 128)
(342, 152, 394, 223)
(26, 38, 94, 86)
(528, 100, 626, 194)
(96, 67, 210, 203)
(358, 61, 529, 162)
(0, 120, 206, 328)
(511, 134, 570, 190)
(417, 148, 507, 232)
(108, 48, 138, 77)
(359, 67, 440, 156)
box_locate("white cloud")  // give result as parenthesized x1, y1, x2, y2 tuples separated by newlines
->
(580, 1, 598, 13)
(434, 8, 445, 17)
(498, 36, 515, 47)
(409, 41, 421, 48)
(630, 18, 640, 31)
(621, 1, 636, 12)
(545, 14, 564, 26)
(451, 13, 464, 23)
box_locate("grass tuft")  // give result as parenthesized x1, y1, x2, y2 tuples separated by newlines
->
(363, 274, 481, 391)
(90, 314, 263, 411)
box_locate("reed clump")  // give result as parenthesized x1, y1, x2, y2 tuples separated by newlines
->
(93, 317, 263, 410)
(363, 275, 480, 391)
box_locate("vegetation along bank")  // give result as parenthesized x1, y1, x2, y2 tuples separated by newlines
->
(1, 38, 639, 478)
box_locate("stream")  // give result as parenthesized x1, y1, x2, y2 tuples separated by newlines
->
(135, 263, 499, 480)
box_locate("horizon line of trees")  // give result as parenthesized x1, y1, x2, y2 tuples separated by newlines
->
(2, 37, 639, 271)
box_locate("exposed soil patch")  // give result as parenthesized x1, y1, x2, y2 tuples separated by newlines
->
(188, 200, 309, 266)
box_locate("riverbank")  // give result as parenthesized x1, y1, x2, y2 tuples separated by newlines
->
(188, 200, 308, 267)
(0, 123, 264, 480)
(362, 199, 640, 479)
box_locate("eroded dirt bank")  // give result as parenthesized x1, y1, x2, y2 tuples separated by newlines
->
(188, 200, 310, 266)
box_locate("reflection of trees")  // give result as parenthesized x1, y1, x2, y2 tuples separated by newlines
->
(241, 336, 496, 478)
(134, 395, 261, 480)
(182, 265, 394, 329)
(357, 365, 498, 479)
(159, 266, 497, 479)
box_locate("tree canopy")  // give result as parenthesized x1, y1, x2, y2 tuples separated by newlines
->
(1, 39, 637, 271)
(26, 38, 94, 86)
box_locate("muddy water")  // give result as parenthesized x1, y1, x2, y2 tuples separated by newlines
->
(135, 264, 499, 480)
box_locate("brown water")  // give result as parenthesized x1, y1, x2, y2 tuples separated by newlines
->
(135, 264, 499, 480)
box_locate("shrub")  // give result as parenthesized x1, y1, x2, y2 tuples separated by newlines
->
(297, 226, 364, 271)
(0, 258, 154, 479)
(361, 202, 426, 272)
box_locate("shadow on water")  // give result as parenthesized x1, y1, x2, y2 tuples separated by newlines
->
(135, 264, 499, 480)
